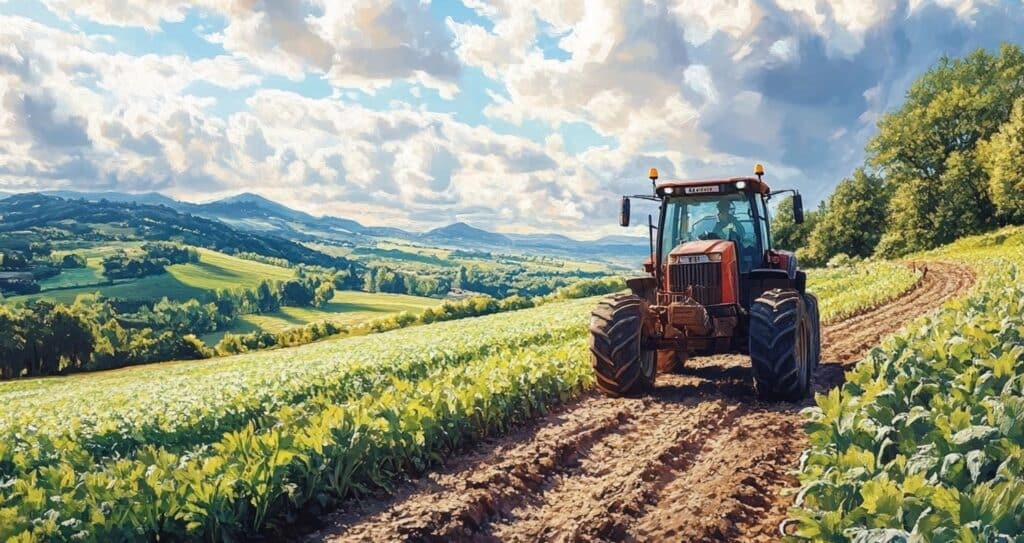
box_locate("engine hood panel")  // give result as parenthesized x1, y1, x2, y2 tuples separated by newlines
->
(668, 239, 732, 257)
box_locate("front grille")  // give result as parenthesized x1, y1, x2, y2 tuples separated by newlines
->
(669, 262, 722, 305)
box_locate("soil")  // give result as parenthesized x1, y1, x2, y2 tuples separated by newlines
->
(303, 261, 975, 543)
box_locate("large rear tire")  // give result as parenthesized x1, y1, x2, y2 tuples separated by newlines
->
(803, 292, 821, 369)
(590, 293, 655, 397)
(749, 289, 812, 401)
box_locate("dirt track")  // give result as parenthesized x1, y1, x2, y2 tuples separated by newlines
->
(306, 261, 974, 543)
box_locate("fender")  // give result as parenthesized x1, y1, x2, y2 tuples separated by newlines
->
(626, 276, 657, 303)
(765, 250, 798, 280)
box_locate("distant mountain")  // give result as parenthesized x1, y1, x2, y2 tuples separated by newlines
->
(595, 234, 649, 245)
(0, 189, 649, 263)
(195, 192, 318, 223)
(423, 222, 511, 246)
(37, 190, 182, 208)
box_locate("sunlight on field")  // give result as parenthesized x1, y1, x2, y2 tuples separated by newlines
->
(9, 247, 295, 304)
(806, 261, 922, 324)
(201, 290, 441, 344)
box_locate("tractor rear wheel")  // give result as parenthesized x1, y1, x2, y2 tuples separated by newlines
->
(590, 293, 655, 397)
(749, 289, 812, 401)
(803, 293, 821, 369)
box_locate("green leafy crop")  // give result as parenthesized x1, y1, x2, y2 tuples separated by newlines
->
(790, 227, 1024, 542)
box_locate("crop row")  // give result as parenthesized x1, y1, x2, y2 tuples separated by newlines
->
(0, 333, 592, 541)
(790, 236, 1024, 541)
(806, 261, 922, 324)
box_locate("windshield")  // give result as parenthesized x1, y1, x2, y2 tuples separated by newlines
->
(661, 194, 762, 272)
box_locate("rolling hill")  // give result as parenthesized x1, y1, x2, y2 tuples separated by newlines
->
(4, 189, 650, 261)
(0, 193, 353, 269)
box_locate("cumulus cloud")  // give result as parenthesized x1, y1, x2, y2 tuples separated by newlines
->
(42, 0, 461, 95)
(3, 1, 1024, 237)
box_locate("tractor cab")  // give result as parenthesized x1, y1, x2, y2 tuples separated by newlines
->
(658, 183, 769, 275)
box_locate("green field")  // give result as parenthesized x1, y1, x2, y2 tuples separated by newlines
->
(0, 296, 596, 541)
(11, 248, 295, 304)
(807, 261, 922, 324)
(0, 246, 944, 541)
(201, 290, 440, 344)
(15, 245, 445, 346)
(790, 227, 1024, 540)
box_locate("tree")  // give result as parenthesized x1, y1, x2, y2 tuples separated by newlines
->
(279, 279, 314, 307)
(803, 169, 891, 264)
(869, 44, 1024, 256)
(60, 253, 87, 269)
(47, 306, 95, 372)
(363, 268, 377, 293)
(454, 266, 468, 290)
(979, 97, 1024, 224)
(0, 307, 27, 378)
(313, 282, 334, 308)
(256, 281, 280, 313)
(771, 196, 820, 251)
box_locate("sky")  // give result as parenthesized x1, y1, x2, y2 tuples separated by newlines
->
(0, 0, 1023, 239)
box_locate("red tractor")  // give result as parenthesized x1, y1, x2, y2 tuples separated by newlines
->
(591, 164, 820, 401)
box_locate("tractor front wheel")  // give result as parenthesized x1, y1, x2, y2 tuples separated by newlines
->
(749, 289, 812, 401)
(590, 293, 655, 397)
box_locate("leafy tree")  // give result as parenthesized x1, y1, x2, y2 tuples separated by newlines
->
(0, 308, 27, 378)
(279, 279, 314, 307)
(60, 253, 87, 269)
(771, 196, 820, 251)
(256, 281, 280, 313)
(363, 268, 377, 293)
(979, 97, 1024, 224)
(313, 282, 335, 308)
(870, 44, 1024, 256)
(803, 169, 891, 264)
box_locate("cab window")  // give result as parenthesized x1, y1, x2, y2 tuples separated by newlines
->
(661, 194, 762, 272)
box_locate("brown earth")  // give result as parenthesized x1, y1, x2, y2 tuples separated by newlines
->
(304, 261, 974, 543)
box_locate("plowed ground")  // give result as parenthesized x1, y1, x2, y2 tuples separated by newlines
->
(305, 262, 974, 543)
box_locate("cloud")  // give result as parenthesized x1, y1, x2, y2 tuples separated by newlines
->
(6, 91, 92, 147)
(42, 0, 461, 95)
(41, 0, 192, 30)
(4, 1, 1024, 238)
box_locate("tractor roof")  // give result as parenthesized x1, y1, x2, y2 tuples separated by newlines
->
(655, 176, 770, 195)
(651, 175, 770, 196)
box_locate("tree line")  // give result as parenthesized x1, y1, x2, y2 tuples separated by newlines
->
(772, 43, 1024, 264)
(101, 243, 200, 279)
(0, 273, 336, 378)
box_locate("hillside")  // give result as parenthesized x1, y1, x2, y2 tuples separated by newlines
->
(0, 193, 352, 269)
(9, 247, 297, 304)
(9, 189, 650, 262)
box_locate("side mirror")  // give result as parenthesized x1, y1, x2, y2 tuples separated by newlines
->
(619, 197, 631, 227)
(793, 194, 805, 225)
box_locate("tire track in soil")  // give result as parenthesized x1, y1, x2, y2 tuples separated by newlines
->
(304, 261, 974, 543)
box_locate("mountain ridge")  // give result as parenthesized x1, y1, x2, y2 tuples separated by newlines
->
(0, 189, 648, 260)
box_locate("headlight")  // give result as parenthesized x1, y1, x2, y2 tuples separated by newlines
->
(735, 180, 747, 190)
(663, 187, 674, 194)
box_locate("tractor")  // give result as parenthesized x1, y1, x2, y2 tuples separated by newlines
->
(590, 164, 821, 401)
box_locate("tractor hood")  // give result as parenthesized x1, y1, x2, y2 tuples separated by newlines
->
(668, 239, 733, 257)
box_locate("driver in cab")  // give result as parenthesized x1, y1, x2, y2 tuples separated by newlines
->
(712, 200, 746, 243)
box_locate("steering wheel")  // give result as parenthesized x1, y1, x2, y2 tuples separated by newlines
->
(698, 231, 722, 241)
